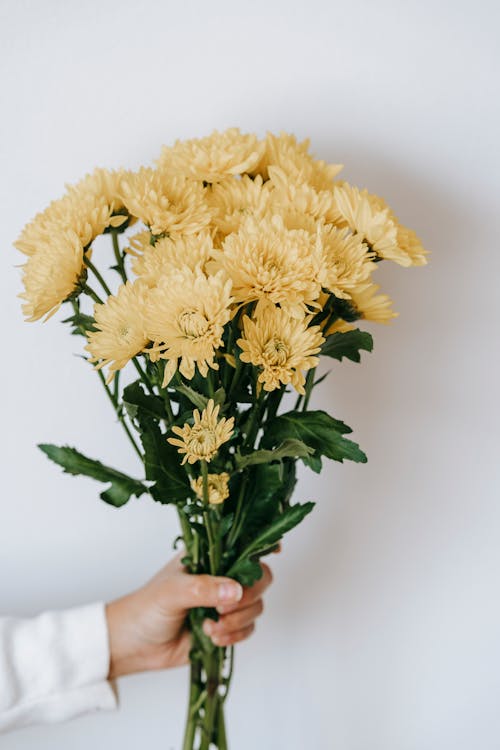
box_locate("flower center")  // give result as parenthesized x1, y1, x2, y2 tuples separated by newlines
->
(263, 337, 289, 366)
(178, 310, 209, 339)
(188, 425, 218, 457)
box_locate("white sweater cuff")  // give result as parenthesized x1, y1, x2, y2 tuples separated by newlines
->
(0, 602, 118, 732)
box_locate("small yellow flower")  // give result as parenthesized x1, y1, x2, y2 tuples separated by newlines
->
(19, 229, 84, 321)
(251, 131, 343, 190)
(209, 214, 321, 319)
(168, 400, 235, 465)
(190, 471, 230, 504)
(237, 306, 324, 394)
(268, 166, 339, 224)
(158, 127, 265, 183)
(144, 267, 233, 386)
(129, 231, 214, 285)
(350, 282, 398, 324)
(85, 280, 150, 382)
(120, 167, 213, 237)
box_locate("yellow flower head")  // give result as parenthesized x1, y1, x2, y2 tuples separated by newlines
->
(318, 224, 376, 299)
(267, 165, 340, 226)
(190, 471, 230, 504)
(144, 267, 233, 386)
(206, 174, 272, 238)
(331, 183, 409, 265)
(350, 282, 398, 324)
(15, 168, 128, 257)
(129, 231, 213, 285)
(168, 399, 235, 465)
(85, 280, 150, 382)
(252, 131, 343, 190)
(119, 167, 213, 237)
(237, 307, 324, 394)
(365, 192, 429, 266)
(158, 127, 265, 183)
(209, 214, 322, 319)
(19, 229, 84, 321)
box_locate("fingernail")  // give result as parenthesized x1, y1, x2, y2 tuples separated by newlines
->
(203, 619, 214, 636)
(218, 581, 243, 603)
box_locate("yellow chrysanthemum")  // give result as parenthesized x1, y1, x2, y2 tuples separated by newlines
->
(168, 399, 235, 465)
(19, 229, 84, 321)
(209, 215, 321, 319)
(15, 168, 128, 256)
(364, 192, 429, 266)
(190, 471, 230, 504)
(120, 167, 213, 237)
(252, 131, 343, 190)
(144, 267, 233, 386)
(332, 183, 415, 265)
(350, 282, 398, 324)
(158, 127, 265, 183)
(238, 307, 324, 394)
(129, 231, 213, 285)
(206, 174, 272, 237)
(319, 224, 376, 299)
(268, 166, 339, 224)
(85, 280, 150, 382)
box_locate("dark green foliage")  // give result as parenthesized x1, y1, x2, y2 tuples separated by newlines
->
(38, 444, 147, 507)
(234, 438, 313, 469)
(321, 328, 373, 363)
(123, 381, 168, 421)
(262, 409, 367, 472)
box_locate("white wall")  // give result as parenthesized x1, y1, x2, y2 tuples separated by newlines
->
(1, 0, 499, 748)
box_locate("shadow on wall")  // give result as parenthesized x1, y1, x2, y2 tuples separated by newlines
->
(271, 139, 478, 623)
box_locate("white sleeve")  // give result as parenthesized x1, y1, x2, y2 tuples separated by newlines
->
(0, 602, 118, 733)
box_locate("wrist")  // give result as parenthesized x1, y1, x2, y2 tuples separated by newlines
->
(106, 594, 147, 679)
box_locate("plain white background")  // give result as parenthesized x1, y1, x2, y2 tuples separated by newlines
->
(1, 1, 499, 748)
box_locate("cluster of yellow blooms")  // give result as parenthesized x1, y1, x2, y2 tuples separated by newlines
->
(15, 128, 428, 403)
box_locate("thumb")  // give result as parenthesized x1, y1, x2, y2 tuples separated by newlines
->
(171, 572, 244, 611)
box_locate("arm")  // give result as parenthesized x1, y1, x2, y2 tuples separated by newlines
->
(0, 553, 272, 733)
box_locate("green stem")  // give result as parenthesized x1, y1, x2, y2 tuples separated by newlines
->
(226, 472, 248, 547)
(96, 369, 143, 460)
(111, 230, 128, 283)
(69, 300, 142, 461)
(201, 461, 217, 576)
(182, 658, 202, 750)
(302, 368, 316, 412)
(83, 284, 104, 306)
(132, 357, 155, 395)
(85, 257, 112, 297)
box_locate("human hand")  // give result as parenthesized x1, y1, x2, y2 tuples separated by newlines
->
(106, 552, 273, 679)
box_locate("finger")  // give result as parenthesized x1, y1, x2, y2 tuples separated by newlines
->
(210, 623, 255, 647)
(216, 562, 273, 614)
(204, 599, 263, 638)
(167, 571, 243, 611)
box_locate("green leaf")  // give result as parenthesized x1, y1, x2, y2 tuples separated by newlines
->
(38, 444, 147, 507)
(237, 463, 283, 545)
(227, 557, 264, 587)
(138, 418, 190, 503)
(122, 381, 167, 421)
(61, 311, 97, 337)
(174, 383, 226, 411)
(234, 438, 313, 469)
(262, 410, 367, 469)
(174, 383, 209, 411)
(321, 328, 373, 363)
(228, 502, 315, 574)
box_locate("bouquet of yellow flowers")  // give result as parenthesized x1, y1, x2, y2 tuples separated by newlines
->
(14, 128, 427, 749)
